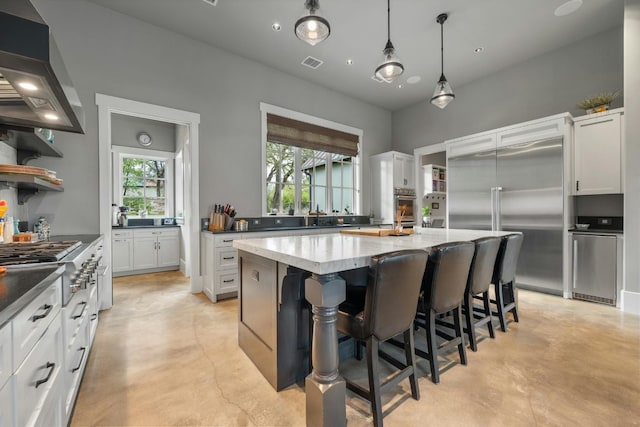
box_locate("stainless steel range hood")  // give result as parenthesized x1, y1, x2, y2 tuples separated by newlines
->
(0, 0, 84, 133)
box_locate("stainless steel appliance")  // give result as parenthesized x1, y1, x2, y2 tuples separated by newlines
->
(0, 0, 84, 132)
(570, 216, 622, 306)
(0, 236, 104, 306)
(448, 137, 564, 294)
(394, 188, 416, 226)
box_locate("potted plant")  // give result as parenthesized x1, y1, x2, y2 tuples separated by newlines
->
(577, 91, 620, 114)
(422, 206, 431, 227)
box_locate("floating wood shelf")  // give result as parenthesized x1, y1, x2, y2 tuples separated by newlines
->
(0, 174, 63, 204)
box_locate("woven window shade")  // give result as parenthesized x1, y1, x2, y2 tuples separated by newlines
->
(266, 113, 359, 156)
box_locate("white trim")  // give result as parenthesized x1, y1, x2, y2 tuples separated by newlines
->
(413, 142, 446, 227)
(259, 102, 364, 216)
(111, 145, 177, 158)
(621, 290, 640, 314)
(97, 93, 201, 310)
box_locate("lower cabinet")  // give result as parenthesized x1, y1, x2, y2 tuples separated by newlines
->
(114, 227, 180, 276)
(0, 376, 14, 427)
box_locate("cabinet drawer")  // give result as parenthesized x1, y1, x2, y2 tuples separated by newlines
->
(64, 318, 89, 418)
(155, 228, 179, 237)
(217, 248, 238, 269)
(12, 279, 61, 371)
(216, 271, 239, 294)
(112, 230, 133, 238)
(15, 311, 63, 427)
(0, 322, 11, 389)
(214, 235, 240, 248)
(62, 292, 89, 362)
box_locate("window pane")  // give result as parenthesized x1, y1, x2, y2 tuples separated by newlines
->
(123, 197, 144, 213)
(146, 198, 166, 216)
(266, 142, 294, 212)
(343, 158, 353, 187)
(282, 184, 295, 214)
(332, 188, 342, 214)
(144, 160, 166, 179)
(314, 186, 326, 213)
(266, 182, 277, 213)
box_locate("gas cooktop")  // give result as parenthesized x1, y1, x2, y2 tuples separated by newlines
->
(0, 240, 82, 265)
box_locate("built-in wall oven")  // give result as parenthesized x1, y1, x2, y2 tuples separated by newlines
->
(394, 188, 416, 226)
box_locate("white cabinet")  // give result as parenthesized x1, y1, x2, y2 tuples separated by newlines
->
(0, 376, 14, 427)
(201, 232, 215, 301)
(114, 227, 180, 276)
(573, 109, 623, 195)
(391, 152, 415, 189)
(0, 322, 13, 427)
(112, 229, 134, 273)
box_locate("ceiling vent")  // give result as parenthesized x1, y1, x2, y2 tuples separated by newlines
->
(371, 74, 391, 83)
(301, 56, 323, 69)
(202, 0, 218, 6)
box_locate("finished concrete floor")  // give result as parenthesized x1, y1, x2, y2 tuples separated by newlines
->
(71, 271, 640, 426)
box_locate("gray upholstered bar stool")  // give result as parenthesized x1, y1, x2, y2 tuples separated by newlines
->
(463, 237, 501, 351)
(492, 233, 524, 332)
(337, 249, 428, 427)
(414, 241, 475, 384)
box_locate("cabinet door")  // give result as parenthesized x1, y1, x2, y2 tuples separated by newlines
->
(393, 155, 405, 188)
(0, 377, 14, 427)
(157, 235, 180, 268)
(132, 236, 157, 270)
(216, 271, 239, 294)
(574, 114, 621, 194)
(112, 238, 133, 272)
(404, 157, 415, 188)
(201, 235, 215, 301)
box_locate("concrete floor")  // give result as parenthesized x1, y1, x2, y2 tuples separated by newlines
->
(71, 271, 640, 426)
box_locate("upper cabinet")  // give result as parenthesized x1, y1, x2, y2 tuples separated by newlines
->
(391, 152, 415, 189)
(573, 109, 624, 195)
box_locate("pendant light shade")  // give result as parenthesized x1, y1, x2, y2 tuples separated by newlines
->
(375, 0, 404, 83)
(430, 13, 455, 109)
(295, 0, 330, 46)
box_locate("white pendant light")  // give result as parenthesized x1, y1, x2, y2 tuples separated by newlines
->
(375, 0, 404, 83)
(431, 13, 455, 109)
(295, 0, 330, 46)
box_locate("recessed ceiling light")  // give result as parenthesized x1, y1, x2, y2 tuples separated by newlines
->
(272, 22, 281, 31)
(18, 81, 38, 91)
(346, 59, 353, 65)
(474, 47, 484, 53)
(554, 0, 583, 17)
(398, 84, 403, 89)
(406, 76, 421, 84)
(44, 113, 59, 121)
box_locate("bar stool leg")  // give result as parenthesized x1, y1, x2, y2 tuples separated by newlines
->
(464, 293, 478, 352)
(482, 291, 495, 339)
(454, 305, 467, 365)
(366, 337, 383, 427)
(495, 281, 508, 332)
(426, 309, 439, 384)
(403, 329, 419, 400)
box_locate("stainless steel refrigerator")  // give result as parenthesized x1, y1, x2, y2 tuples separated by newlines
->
(448, 137, 564, 294)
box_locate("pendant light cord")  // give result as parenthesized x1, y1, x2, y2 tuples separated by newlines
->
(440, 20, 444, 76)
(387, 0, 391, 43)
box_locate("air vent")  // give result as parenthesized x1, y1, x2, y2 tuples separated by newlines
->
(572, 292, 615, 306)
(371, 74, 390, 84)
(301, 56, 323, 69)
(202, 0, 218, 6)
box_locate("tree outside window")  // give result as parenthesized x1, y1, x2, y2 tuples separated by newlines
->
(122, 157, 167, 216)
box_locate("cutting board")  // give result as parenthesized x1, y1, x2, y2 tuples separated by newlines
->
(340, 228, 413, 237)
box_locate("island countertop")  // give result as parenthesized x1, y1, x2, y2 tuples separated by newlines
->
(233, 228, 515, 275)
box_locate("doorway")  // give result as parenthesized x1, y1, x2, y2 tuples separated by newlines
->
(96, 94, 201, 309)
(413, 143, 447, 228)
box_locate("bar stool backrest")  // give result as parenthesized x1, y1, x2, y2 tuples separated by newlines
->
(365, 250, 428, 342)
(422, 242, 475, 314)
(468, 237, 501, 295)
(492, 234, 524, 285)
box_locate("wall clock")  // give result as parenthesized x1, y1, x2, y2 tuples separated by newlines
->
(137, 132, 152, 146)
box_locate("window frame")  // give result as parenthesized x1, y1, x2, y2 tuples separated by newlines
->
(260, 103, 363, 216)
(112, 145, 175, 218)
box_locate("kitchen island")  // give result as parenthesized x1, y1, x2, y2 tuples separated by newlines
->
(233, 228, 513, 427)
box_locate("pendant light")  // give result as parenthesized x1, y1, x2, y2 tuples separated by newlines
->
(295, 0, 330, 46)
(374, 0, 404, 83)
(431, 13, 455, 109)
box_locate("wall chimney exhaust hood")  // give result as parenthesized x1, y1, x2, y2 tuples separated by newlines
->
(0, 0, 84, 133)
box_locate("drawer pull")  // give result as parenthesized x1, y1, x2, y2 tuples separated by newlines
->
(223, 239, 233, 243)
(91, 314, 98, 321)
(72, 301, 87, 320)
(223, 256, 235, 260)
(35, 362, 55, 388)
(223, 279, 235, 283)
(72, 347, 87, 373)
(32, 304, 53, 322)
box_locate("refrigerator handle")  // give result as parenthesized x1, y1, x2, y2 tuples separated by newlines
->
(495, 187, 503, 231)
(572, 238, 578, 289)
(490, 187, 496, 231)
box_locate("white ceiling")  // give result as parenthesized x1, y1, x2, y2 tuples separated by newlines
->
(83, 0, 623, 111)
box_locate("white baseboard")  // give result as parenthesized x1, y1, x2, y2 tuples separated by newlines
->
(180, 259, 187, 275)
(621, 290, 640, 314)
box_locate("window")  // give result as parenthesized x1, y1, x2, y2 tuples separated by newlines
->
(262, 105, 362, 216)
(113, 147, 174, 217)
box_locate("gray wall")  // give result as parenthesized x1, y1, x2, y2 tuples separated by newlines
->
(392, 26, 623, 151)
(624, 0, 640, 306)
(26, 0, 392, 234)
(111, 114, 176, 152)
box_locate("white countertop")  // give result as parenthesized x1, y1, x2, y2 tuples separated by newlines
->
(233, 228, 514, 275)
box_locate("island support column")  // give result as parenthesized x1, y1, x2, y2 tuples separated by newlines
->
(304, 272, 346, 427)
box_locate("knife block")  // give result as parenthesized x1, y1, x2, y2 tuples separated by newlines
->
(208, 213, 226, 231)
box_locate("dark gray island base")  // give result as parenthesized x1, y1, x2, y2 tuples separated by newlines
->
(234, 229, 513, 427)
